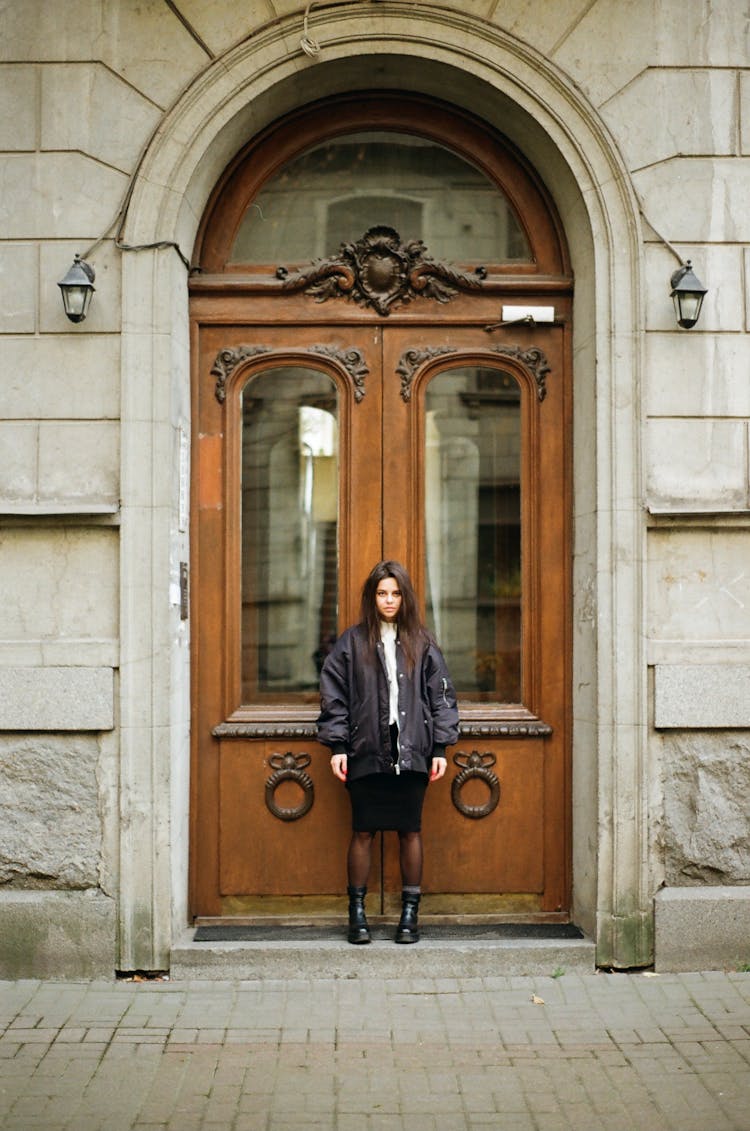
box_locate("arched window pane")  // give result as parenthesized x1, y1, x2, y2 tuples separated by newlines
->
(230, 131, 531, 265)
(241, 368, 338, 701)
(425, 367, 521, 702)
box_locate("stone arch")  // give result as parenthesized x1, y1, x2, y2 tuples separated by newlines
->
(118, 5, 647, 970)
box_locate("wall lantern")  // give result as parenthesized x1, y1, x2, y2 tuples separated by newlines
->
(670, 260, 707, 329)
(58, 254, 96, 323)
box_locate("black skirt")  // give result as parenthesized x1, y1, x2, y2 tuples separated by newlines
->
(347, 771, 428, 832)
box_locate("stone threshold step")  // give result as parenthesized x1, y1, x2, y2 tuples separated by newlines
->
(170, 931, 596, 980)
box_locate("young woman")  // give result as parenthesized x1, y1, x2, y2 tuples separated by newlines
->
(317, 560, 459, 944)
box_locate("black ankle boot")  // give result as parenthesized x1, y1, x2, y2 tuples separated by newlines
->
(347, 885, 371, 944)
(395, 891, 420, 944)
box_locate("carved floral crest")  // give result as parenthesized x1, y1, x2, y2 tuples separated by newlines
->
(277, 226, 486, 316)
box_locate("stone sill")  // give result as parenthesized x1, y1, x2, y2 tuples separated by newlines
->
(0, 502, 119, 515)
(0, 503, 121, 525)
(647, 507, 750, 527)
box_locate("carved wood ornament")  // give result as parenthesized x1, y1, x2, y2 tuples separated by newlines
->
(210, 344, 369, 404)
(450, 750, 501, 820)
(490, 345, 551, 402)
(276, 226, 486, 316)
(264, 751, 314, 822)
(396, 344, 552, 403)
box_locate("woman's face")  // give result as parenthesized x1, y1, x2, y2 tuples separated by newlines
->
(375, 576, 402, 622)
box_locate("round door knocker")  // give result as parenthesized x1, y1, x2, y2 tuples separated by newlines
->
(265, 751, 314, 821)
(451, 750, 500, 819)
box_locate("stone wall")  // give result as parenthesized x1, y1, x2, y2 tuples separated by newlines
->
(0, 735, 104, 889)
(658, 732, 750, 886)
(1, 0, 749, 973)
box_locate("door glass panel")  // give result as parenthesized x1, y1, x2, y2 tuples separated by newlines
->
(230, 131, 531, 265)
(241, 367, 339, 703)
(424, 367, 521, 702)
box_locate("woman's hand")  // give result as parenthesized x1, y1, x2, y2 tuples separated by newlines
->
(429, 756, 447, 782)
(330, 753, 348, 781)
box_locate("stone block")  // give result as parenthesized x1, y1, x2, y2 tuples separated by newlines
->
(0, 733, 104, 885)
(553, 3, 650, 105)
(169, 0, 277, 56)
(1, 4, 107, 61)
(490, 0, 584, 55)
(41, 64, 160, 172)
(0, 243, 37, 332)
(41, 241, 122, 334)
(555, 2, 750, 109)
(0, 64, 37, 149)
(645, 330, 750, 417)
(0, 890, 115, 980)
(645, 419, 748, 510)
(657, 731, 750, 884)
(644, 243, 743, 334)
(0, 335, 120, 420)
(98, 3, 209, 107)
(0, 667, 114, 730)
(602, 70, 735, 169)
(635, 158, 750, 244)
(654, 886, 750, 972)
(648, 529, 750, 640)
(743, 73, 750, 155)
(0, 153, 127, 239)
(0, 527, 118, 641)
(0, 422, 36, 501)
(37, 421, 119, 507)
(655, 665, 750, 728)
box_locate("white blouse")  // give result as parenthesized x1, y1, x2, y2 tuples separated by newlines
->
(380, 620, 399, 728)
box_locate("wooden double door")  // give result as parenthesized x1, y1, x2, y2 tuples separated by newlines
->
(190, 290, 571, 921)
(189, 95, 572, 922)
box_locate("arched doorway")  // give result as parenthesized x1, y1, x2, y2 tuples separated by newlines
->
(189, 93, 573, 924)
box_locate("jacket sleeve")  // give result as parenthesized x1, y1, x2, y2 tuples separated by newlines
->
(316, 633, 352, 751)
(424, 643, 460, 749)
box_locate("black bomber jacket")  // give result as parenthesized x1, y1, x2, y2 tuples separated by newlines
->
(316, 623, 459, 781)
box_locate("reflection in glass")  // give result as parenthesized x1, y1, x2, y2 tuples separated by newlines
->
(241, 368, 338, 702)
(425, 368, 521, 702)
(231, 131, 531, 265)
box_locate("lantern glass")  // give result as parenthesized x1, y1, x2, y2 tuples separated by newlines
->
(670, 261, 707, 329)
(58, 255, 95, 323)
(672, 290, 703, 329)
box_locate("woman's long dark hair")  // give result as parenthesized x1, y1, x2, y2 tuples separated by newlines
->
(359, 560, 428, 671)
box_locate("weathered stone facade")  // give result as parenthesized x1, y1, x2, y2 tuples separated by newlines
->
(1, 0, 748, 976)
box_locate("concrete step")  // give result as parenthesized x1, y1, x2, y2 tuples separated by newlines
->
(170, 926, 596, 980)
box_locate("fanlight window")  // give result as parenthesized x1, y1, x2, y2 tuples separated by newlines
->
(230, 131, 532, 266)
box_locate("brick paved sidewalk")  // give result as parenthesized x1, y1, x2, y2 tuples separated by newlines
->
(0, 971, 749, 1131)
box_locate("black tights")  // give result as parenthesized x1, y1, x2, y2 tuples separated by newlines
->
(347, 830, 423, 889)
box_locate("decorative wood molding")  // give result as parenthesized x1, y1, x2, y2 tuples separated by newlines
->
(264, 751, 314, 822)
(394, 343, 551, 403)
(451, 750, 501, 819)
(210, 343, 368, 404)
(458, 719, 552, 738)
(396, 346, 458, 402)
(214, 721, 317, 738)
(490, 345, 551, 402)
(309, 344, 368, 402)
(211, 345, 271, 403)
(276, 226, 486, 316)
(214, 718, 552, 739)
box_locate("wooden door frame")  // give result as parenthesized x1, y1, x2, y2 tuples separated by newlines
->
(188, 92, 573, 921)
